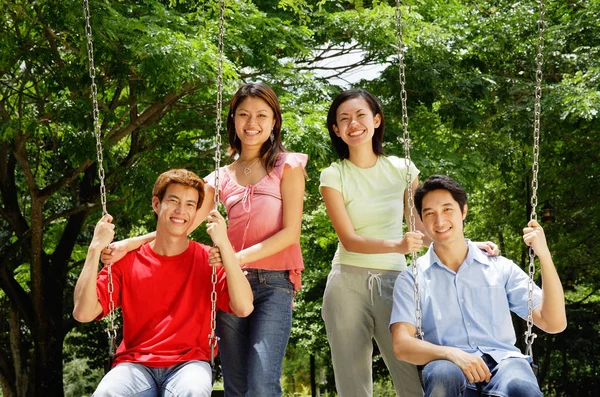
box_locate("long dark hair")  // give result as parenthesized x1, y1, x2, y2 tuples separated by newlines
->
(326, 89, 386, 160)
(227, 82, 285, 174)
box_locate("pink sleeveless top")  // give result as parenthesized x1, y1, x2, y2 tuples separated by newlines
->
(206, 152, 307, 290)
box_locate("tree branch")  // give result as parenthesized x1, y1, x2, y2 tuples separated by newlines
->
(12, 135, 38, 198)
(0, 144, 29, 235)
(44, 199, 126, 228)
(0, 259, 34, 328)
(37, 159, 94, 202)
(106, 81, 197, 144)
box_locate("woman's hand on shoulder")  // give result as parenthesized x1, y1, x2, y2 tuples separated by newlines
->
(100, 240, 127, 264)
(474, 241, 499, 256)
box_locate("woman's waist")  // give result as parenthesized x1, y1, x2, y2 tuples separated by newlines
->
(333, 247, 406, 271)
(241, 246, 304, 271)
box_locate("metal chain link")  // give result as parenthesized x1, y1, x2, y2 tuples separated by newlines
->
(208, 0, 226, 368)
(83, 0, 118, 358)
(394, 0, 422, 340)
(525, 0, 545, 360)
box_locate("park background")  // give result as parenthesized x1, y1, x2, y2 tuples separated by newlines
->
(0, 0, 598, 395)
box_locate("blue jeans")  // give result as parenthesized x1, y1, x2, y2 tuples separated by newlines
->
(216, 269, 294, 397)
(422, 355, 542, 397)
(93, 361, 212, 397)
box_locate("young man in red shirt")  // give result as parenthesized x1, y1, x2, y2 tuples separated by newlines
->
(73, 169, 253, 396)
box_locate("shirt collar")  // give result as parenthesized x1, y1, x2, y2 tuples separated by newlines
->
(419, 239, 493, 272)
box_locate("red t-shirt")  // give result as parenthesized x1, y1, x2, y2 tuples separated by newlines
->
(96, 241, 231, 368)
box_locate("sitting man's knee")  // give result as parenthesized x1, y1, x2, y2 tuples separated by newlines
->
(170, 384, 212, 397)
(423, 360, 465, 397)
(504, 378, 542, 397)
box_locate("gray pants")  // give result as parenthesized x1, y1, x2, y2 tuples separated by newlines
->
(322, 264, 422, 397)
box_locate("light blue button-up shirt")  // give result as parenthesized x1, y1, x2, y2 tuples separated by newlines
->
(391, 240, 542, 363)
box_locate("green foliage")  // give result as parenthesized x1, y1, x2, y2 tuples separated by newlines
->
(63, 357, 102, 397)
(1, 0, 599, 395)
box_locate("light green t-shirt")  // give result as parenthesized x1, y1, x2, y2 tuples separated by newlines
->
(319, 156, 419, 271)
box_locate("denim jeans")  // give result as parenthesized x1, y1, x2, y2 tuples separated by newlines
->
(93, 360, 212, 397)
(216, 269, 293, 397)
(422, 355, 542, 397)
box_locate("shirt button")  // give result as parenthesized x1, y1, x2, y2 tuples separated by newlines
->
(460, 298, 465, 303)
(466, 322, 471, 326)
(243, 270, 248, 275)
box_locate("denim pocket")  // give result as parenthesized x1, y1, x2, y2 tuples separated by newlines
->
(262, 272, 293, 294)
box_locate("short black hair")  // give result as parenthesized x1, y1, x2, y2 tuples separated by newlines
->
(326, 89, 385, 160)
(414, 175, 468, 219)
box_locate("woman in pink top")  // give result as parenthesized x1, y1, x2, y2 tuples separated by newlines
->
(103, 82, 307, 396)
(205, 82, 307, 397)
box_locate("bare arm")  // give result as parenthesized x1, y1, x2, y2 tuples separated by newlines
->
(321, 184, 423, 255)
(101, 232, 156, 264)
(525, 220, 567, 333)
(101, 184, 216, 264)
(186, 183, 216, 235)
(404, 177, 433, 247)
(391, 322, 491, 383)
(73, 214, 115, 323)
(206, 210, 253, 317)
(236, 165, 305, 265)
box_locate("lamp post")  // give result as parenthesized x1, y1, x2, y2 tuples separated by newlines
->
(541, 201, 555, 223)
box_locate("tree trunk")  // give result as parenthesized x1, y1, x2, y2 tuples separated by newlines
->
(31, 327, 65, 397)
(0, 377, 16, 397)
(9, 305, 28, 396)
(28, 196, 66, 397)
(310, 354, 316, 397)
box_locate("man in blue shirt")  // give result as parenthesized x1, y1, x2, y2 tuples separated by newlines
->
(390, 175, 566, 397)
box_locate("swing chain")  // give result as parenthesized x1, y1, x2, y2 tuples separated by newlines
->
(395, 0, 423, 340)
(525, 0, 545, 360)
(208, 0, 226, 368)
(83, 0, 107, 217)
(83, 0, 118, 357)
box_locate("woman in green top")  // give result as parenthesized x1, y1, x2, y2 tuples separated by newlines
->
(319, 89, 497, 396)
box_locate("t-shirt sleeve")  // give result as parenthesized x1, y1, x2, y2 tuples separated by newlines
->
(504, 258, 543, 319)
(390, 156, 420, 184)
(319, 164, 342, 195)
(275, 152, 308, 179)
(390, 267, 418, 330)
(407, 159, 420, 183)
(96, 257, 126, 319)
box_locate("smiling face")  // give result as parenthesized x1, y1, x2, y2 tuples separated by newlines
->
(332, 97, 381, 150)
(233, 96, 276, 151)
(152, 183, 200, 238)
(421, 189, 468, 246)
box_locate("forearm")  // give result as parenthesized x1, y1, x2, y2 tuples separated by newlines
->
(219, 240, 254, 317)
(339, 234, 403, 255)
(537, 253, 567, 333)
(124, 232, 156, 251)
(73, 245, 103, 322)
(413, 214, 433, 246)
(394, 334, 456, 365)
(187, 185, 215, 234)
(236, 226, 300, 265)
